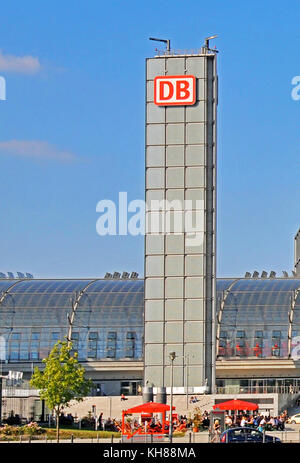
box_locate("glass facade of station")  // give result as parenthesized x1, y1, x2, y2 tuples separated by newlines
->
(216, 377, 300, 395)
(0, 278, 300, 365)
(0, 279, 144, 363)
(216, 279, 300, 359)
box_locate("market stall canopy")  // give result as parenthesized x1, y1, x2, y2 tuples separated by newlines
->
(124, 401, 176, 414)
(213, 399, 258, 411)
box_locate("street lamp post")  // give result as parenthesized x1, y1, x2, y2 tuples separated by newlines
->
(185, 354, 189, 410)
(169, 351, 176, 443)
(170, 353, 193, 410)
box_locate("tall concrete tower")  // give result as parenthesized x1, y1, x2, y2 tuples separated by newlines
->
(144, 44, 218, 393)
(295, 228, 300, 276)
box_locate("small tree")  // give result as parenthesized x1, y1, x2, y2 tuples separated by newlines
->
(30, 340, 92, 442)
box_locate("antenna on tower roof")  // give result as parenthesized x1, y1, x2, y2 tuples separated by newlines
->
(204, 35, 218, 50)
(149, 37, 171, 52)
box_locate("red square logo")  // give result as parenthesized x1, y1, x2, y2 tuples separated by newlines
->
(154, 75, 196, 106)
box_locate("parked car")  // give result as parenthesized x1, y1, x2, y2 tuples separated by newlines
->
(220, 427, 281, 443)
(287, 413, 300, 424)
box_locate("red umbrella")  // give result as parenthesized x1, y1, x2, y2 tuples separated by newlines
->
(213, 399, 258, 411)
(122, 402, 176, 436)
(124, 401, 175, 414)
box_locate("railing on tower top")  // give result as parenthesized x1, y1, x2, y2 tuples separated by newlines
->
(154, 48, 218, 57)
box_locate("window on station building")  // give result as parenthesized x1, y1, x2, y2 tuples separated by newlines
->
(20, 342, 29, 361)
(236, 330, 245, 338)
(88, 332, 98, 358)
(253, 340, 263, 357)
(271, 331, 281, 356)
(272, 343, 280, 357)
(253, 331, 263, 357)
(10, 333, 21, 360)
(218, 332, 229, 356)
(271, 344, 280, 357)
(106, 332, 117, 358)
(30, 332, 40, 361)
(125, 332, 136, 358)
(235, 340, 246, 356)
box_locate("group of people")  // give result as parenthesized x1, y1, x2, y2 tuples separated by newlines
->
(123, 414, 189, 435)
(56, 404, 291, 436)
(224, 410, 289, 431)
(58, 412, 75, 426)
(100, 417, 122, 432)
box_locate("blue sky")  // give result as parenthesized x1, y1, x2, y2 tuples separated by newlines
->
(0, 0, 299, 278)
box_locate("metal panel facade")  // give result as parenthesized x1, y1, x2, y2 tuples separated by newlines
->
(144, 52, 217, 391)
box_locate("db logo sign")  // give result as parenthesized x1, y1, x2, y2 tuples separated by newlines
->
(154, 75, 196, 106)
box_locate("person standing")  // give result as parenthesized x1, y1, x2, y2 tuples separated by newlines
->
(211, 419, 221, 443)
(98, 412, 103, 431)
(258, 416, 266, 433)
(225, 415, 232, 429)
(240, 416, 247, 427)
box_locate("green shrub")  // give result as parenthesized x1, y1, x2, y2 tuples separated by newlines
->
(0, 422, 46, 438)
(0, 425, 17, 436)
(22, 422, 46, 435)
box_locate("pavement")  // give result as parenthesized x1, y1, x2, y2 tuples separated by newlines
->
(2, 426, 300, 443)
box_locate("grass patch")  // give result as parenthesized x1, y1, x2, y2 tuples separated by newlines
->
(0, 427, 121, 441)
(44, 428, 121, 440)
(43, 429, 120, 440)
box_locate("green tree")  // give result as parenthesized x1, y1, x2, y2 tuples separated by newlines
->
(30, 340, 92, 442)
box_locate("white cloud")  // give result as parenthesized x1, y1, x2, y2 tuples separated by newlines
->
(0, 140, 75, 162)
(0, 51, 41, 74)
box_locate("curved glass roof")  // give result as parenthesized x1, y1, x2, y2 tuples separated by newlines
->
(218, 278, 300, 359)
(216, 279, 239, 292)
(0, 277, 300, 362)
(0, 278, 144, 362)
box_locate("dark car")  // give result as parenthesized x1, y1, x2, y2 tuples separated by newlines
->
(220, 427, 281, 443)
